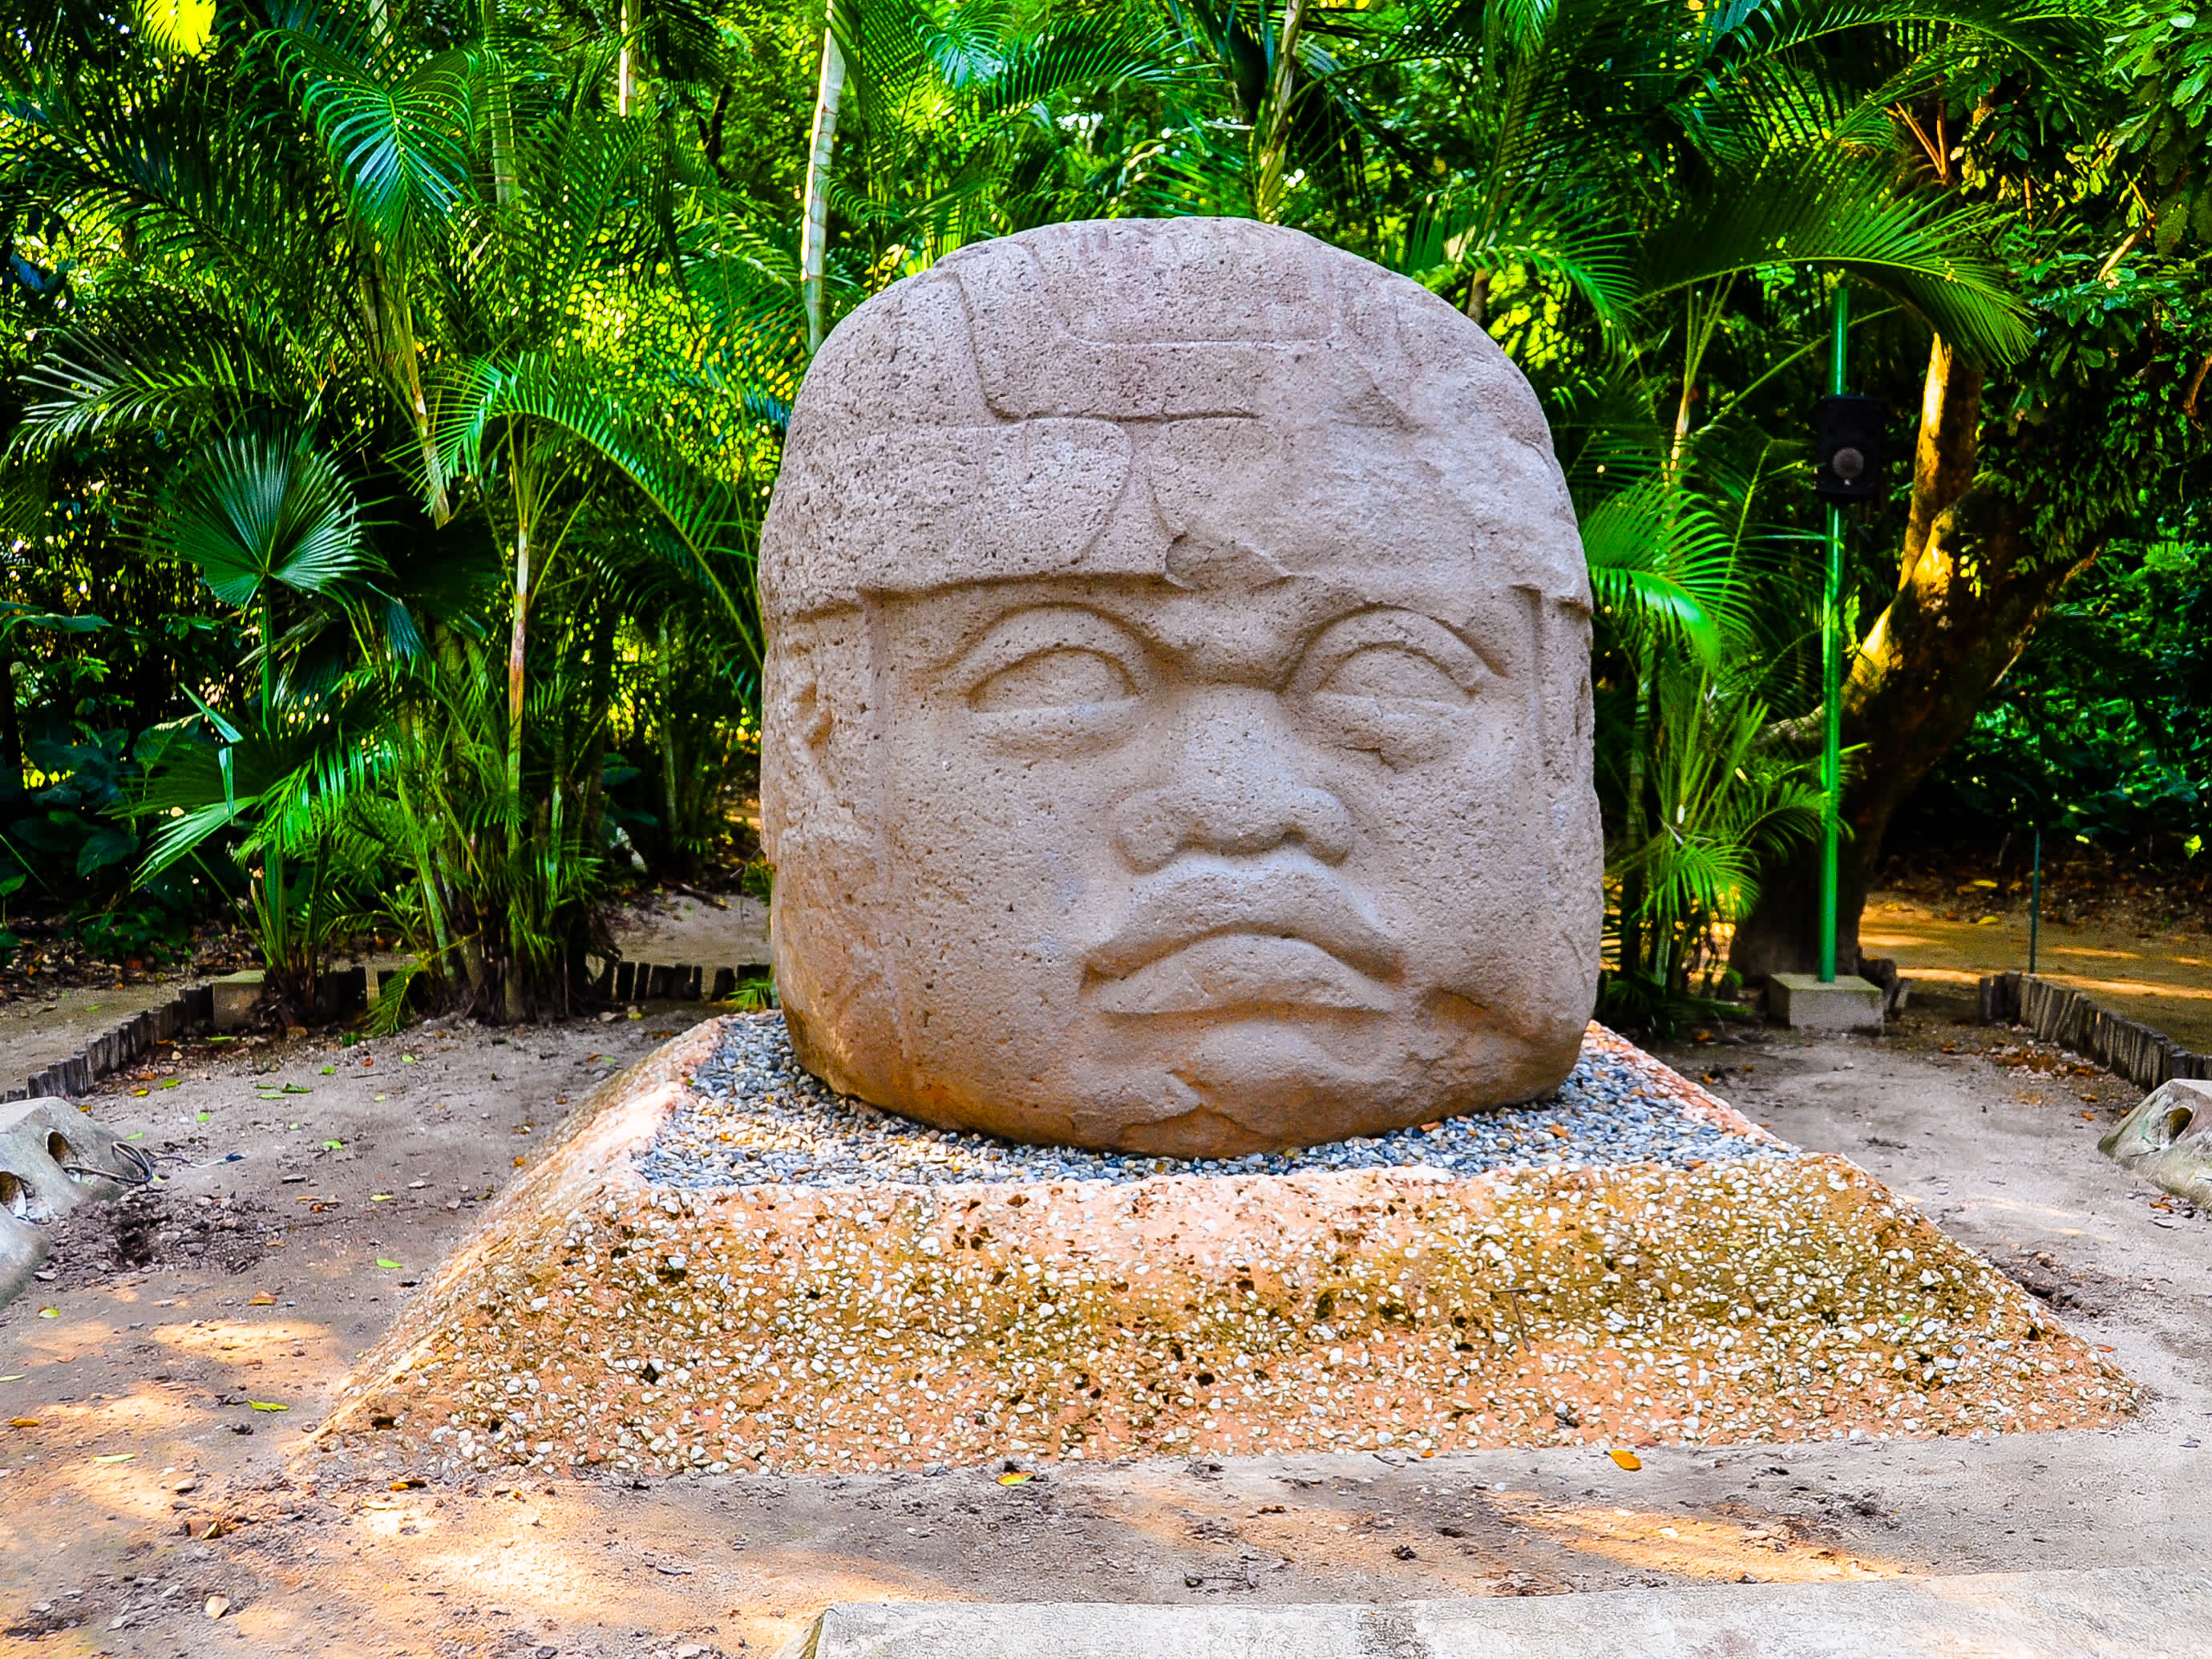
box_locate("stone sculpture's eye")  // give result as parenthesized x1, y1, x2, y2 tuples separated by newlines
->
(952, 607, 1152, 729)
(1294, 611, 1487, 766)
(969, 646, 1136, 712)
(1314, 644, 1468, 706)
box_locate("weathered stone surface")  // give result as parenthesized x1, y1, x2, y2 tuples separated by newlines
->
(2101, 1078, 2212, 1209)
(759, 218, 1601, 1154)
(0, 1097, 140, 1309)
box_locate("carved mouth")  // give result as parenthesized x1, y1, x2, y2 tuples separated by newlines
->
(1086, 931, 1393, 1014)
(1082, 860, 1403, 1017)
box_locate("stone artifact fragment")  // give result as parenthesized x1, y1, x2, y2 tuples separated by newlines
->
(759, 218, 1600, 1154)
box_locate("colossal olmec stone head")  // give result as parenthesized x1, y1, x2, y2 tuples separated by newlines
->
(759, 219, 1600, 1156)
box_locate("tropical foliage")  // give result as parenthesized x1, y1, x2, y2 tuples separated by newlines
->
(1, 0, 2209, 1026)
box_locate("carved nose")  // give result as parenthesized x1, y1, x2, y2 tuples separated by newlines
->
(1111, 689, 1354, 872)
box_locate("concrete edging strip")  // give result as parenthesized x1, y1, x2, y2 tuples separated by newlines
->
(774, 1566, 2202, 1659)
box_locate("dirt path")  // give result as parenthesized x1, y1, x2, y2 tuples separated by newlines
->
(0, 999, 2202, 1658)
(0, 981, 199, 1098)
(1864, 887, 2212, 1050)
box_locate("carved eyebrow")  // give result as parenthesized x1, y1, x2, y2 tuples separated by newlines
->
(942, 605, 1155, 695)
(1288, 609, 1496, 696)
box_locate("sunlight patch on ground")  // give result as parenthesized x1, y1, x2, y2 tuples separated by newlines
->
(149, 1318, 323, 1361)
(296, 1490, 912, 1657)
(1498, 1499, 1904, 1583)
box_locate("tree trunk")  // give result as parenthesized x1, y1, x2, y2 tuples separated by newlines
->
(1250, 0, 1308, 225)
(799, 19, 847, 354)
(618, 0, 638, 115)
(483, 0, 519, 207)
(1730, 335, 2090, 980)
(507, 520, 529, 803)
(0, 650, 21, 791)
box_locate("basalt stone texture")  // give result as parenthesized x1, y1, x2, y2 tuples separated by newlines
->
(758, 218, 1602, 1155)
(313, 1019, 2133, 1484)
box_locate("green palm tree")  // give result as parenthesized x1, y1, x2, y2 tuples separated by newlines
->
(3, 4, 764, 1018)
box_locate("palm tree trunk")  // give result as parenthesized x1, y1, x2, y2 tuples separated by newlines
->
(0, 649, 19, 789)
(1618, 634, 1658, 979)
(508, 520, 529, 805)
(483, 0, 519, 206)
(1462, 269, 1491, 325)
(355, 256, 451, 523)
(1251, 0, 1308, 224)
(618, 0, 638, 115)
(799, 15, 848, 354)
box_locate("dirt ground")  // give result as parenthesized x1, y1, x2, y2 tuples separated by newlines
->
(1863, 882, 2212, 1050)
(0, 978, 2204, 1657)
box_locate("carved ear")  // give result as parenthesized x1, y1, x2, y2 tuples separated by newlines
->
(760, 609, 908, 1110)
(760, 610, 871, 860)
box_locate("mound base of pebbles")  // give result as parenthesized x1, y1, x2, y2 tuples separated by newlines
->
(315, 1018, 2133, 1483)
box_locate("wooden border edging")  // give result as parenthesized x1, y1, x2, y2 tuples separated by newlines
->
(586, 954, 760, 1005)
(1976, 970, 2209, 1088)
(6, 951, 766, 1104)
(4, 983, 216, 1104)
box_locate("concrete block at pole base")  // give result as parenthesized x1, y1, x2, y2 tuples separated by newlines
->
(2101, 1078, 2212, 1210)
(770, 1567, 2206, 1659)
(1769, 973, 1884, 1032)
(211, 969, 265, 1032)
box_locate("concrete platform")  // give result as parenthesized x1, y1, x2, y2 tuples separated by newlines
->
(773, 1566, 2203, 1659)
(1770, 974, 1885, 1033)
(312, 1019, 2133, 1481)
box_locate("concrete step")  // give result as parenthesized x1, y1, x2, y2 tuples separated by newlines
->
(774, 1566, 2194, 1658)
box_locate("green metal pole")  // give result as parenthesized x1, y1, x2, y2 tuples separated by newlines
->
(1819, 284, 1848, 984)
(2029, 826, 2041, 977)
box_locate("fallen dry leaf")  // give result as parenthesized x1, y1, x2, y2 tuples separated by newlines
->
(247, 1293, 276, 1306)
(1608, 1449, 1644, 1471)
(8, 1418, 39, 1429)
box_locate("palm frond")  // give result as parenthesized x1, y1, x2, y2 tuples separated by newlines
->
(151, 431, 380, 610)
(266, 27, 473, 249)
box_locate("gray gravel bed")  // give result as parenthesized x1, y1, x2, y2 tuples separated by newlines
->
(634, 1016, 1797, 1190)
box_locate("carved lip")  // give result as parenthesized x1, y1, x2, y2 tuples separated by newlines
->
(1082, 863, 1402, 1007)
(1086, 933, 1393, 1014)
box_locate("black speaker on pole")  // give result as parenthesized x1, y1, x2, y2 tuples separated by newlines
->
(1814, 393, 1886, 502)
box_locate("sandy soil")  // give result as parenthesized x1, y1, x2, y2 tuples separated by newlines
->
(1863, 886, 2212, 1050)
(0, 986, 2202, 1658)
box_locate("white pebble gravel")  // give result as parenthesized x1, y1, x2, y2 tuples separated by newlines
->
(639, 1015, 1794, 1188)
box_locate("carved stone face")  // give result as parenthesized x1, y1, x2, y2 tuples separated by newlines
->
(761, 221, 1600, 1155)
